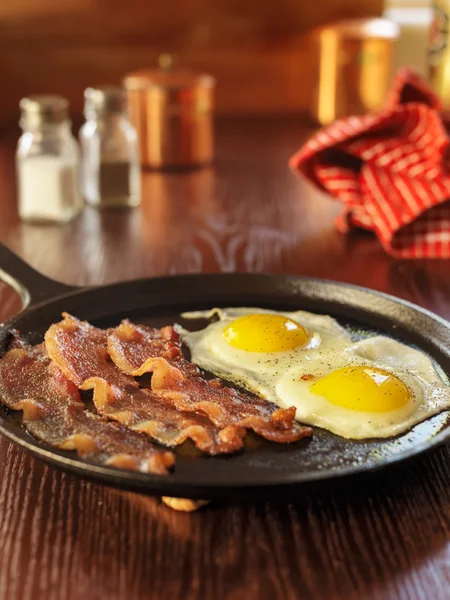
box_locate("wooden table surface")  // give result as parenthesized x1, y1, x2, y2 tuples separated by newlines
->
(0, 118, 449, 600)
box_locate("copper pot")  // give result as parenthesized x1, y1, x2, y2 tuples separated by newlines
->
(311, 18, 399, 125)
(124, 63, 215, 170)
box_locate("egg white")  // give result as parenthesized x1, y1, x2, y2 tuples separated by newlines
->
(179, 308, 450, 439)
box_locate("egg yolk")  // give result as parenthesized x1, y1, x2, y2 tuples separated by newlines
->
(310, 366, 409, 413)
(223, 314, 308, 352)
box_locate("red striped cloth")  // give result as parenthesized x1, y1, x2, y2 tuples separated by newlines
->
(289, 68, 450, 259)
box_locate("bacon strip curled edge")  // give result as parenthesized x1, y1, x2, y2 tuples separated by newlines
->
(108, 321, 312, 444)
(45, 314, 247, 455)
(0, 336, 174, 475)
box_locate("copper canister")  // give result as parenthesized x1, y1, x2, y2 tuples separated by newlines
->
(310, 19, 399, 125)
(123, 65, 215, 169)
(428, 0, 450, 108)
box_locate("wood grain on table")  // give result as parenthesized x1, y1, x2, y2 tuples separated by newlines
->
(0, 118, 449, 600)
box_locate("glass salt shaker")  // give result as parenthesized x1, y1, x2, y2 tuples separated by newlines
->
(16, 96, 83, 223)
(79, 86, 140, 208)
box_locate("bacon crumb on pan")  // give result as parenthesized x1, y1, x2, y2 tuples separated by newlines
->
(108, 321, 312, 444)
(0, 338, 174, 475)
(161, 497, 210, 511)
(45, 314, 246, 455)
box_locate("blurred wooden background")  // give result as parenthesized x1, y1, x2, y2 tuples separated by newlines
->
(0, 0, 382, 125)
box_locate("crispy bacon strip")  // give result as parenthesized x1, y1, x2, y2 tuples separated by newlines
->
(0, 337, 174, 474)
(108, 321, 312, 444)
(45, 314, 246, 454)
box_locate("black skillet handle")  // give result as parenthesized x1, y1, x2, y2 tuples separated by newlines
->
(0, 243, 79, 309)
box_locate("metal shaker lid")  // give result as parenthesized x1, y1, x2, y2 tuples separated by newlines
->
(19, 95, 69, 128)
(83, 86, 128, 118)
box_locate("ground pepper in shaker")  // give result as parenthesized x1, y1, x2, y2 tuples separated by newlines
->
(16, 96, 82, 223)
(79, 86, 140, 208)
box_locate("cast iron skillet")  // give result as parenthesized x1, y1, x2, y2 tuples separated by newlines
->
(0, 242, 450, 500)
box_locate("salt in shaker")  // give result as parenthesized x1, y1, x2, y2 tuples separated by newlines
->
(16, 96, 82, 223)
(79, 86, 140, 208)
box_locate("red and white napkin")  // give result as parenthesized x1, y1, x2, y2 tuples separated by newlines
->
(290, 68, 450, 258)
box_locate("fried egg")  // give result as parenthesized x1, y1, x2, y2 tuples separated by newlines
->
(178, 307, 450, 439)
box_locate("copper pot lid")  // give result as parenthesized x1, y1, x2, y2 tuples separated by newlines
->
(124, 54, 215, 91)
(314, 18, 399, 40)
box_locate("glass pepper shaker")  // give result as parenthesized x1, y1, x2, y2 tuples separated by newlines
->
(79, 86, 141, 208)
(16, 96, 83, 223)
